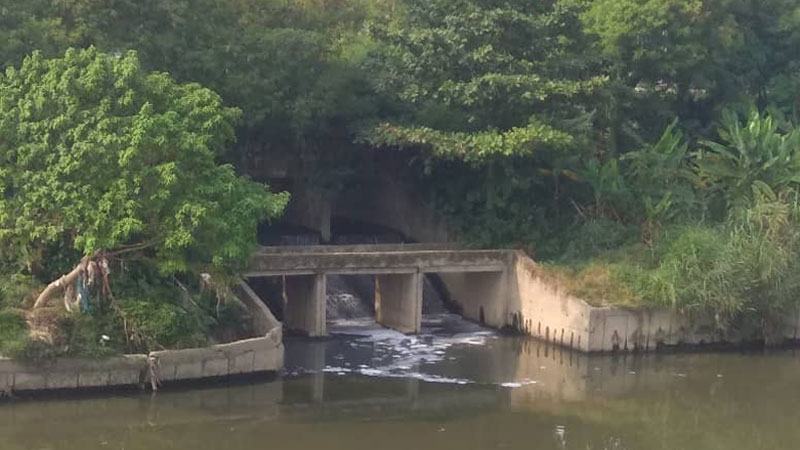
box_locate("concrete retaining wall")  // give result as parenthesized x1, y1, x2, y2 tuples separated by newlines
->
(507, 251, 799, 352)
(0, 355, 148, 393)
(0, 281, 284, 394)
(509, 254, 594, 351)
(149, 331, 282, 383)
(333, 178, 451, 244)
(280, 178, 450, 245)
(233, 279, 282, 336)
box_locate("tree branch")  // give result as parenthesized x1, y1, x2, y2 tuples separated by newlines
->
(33, 259, 87, 309)
(106, 239, 162, 258)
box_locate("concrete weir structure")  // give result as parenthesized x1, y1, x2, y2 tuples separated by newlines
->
(245, 244, 508, 335)
(245, 244, 800, 352)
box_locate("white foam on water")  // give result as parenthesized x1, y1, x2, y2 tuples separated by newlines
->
(411, 373, 472, 385)
(310, 314, 540, 388)
(499, 380, 537, 388)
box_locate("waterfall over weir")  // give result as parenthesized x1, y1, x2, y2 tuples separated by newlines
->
(256, 218, 460, 331)
(326, 274, 450, 321)
(326, 275, 374, 320)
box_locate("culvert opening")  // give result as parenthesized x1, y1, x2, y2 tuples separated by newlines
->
(245, 276, 284, 321)
(324, 273, 459, 324)
(327, 274, 375, 322)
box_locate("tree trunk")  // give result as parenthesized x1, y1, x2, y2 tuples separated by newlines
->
(32, 260, 86, 309)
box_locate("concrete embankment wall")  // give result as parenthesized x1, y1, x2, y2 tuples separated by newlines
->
(507, 251, 800, 352)
(509, 254, 594, 351)
(442, 250, 800, 352)
(0, 280, 283, 394)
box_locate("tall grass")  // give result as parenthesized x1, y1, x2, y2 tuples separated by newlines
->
(543, 109, 800, 341)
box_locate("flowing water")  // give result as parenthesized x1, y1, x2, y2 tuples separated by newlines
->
(3, 315, 800, 450)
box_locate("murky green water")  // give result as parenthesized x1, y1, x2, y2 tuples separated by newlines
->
(3, 318, 799, 450)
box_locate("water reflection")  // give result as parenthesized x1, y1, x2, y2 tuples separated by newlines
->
(3, 327, 800, 450)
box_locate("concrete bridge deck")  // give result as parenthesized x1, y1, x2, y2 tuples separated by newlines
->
(244, 244, 513, 277)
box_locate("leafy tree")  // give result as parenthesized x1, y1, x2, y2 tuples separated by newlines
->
(0, 0, 77, 70)
(579, 0, 800, 151)
(0, 0, 386, 170)
(0, 48, 288, 307)
(364, 0, 605, 164)
(82, 0, 386, 161)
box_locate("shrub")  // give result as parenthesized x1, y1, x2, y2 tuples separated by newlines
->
(0, 274, 41, 309)
(619, 190, 800, 339)
(557, 219, 639, 262)
(56, 310, 126, 358)
(0, 310, 30, 357)
(0, 309, 56, 363)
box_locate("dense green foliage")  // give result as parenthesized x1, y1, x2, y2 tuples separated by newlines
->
(363, 0, 604, 163)
(0, 310, 32, 359)
(2, 0, 800, 346)
(0, 47, 288, 274)
(538, 110, 800, 340)
(0, 47, 285, 358)
(0, 0, 390, 163)
(359, 1, 800, 339)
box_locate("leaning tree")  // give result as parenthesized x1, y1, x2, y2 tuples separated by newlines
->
(0, 47, 289, 309)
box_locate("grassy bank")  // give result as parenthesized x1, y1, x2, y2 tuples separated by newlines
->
(532, 190, 800, 341)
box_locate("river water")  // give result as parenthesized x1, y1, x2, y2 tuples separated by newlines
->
(2, 314, 800, 450)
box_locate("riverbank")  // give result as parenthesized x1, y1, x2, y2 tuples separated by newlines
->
(7, 243, 800, 397)
(0, 281, 283, 395)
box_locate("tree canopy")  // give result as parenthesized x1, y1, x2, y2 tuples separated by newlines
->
(363, 0, 605, 164)
(0, 0, 388, 164)
(0, 47, 288, 276)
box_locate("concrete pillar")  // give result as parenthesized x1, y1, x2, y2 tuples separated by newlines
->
(375, 272, 422, 333)
(283, 273, 327, 337)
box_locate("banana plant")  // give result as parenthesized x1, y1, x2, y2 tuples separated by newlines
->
(578, 157, 633, 220)
(695, 109, 800, 206)
(641, 192, 675, 246)
(622, 120, 697, 238)
(623, 120, 694, 189)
